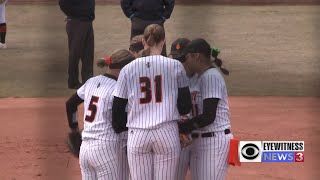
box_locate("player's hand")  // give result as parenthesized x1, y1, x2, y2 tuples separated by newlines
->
(66, 128, 82, 158)
(179, 133, 192, 148)
(180, 115, 189, 122)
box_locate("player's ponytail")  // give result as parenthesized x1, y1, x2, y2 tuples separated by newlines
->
(97, 49, 135, 69)
(143, 24, 165, 47)
(97, 59, 108, 68)
(211, 48, 230, 76)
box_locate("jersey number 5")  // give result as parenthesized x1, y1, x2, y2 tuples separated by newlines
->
(85, 96, 99, 122)
(140, 75, 162, 104)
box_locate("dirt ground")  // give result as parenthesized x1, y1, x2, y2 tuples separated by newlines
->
(0, 97, 319, 180)
(0, 5, 319, 97)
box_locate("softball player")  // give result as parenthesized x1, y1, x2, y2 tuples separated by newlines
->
(112, 24, 192, 180)
(66, 49, 135, 180)
(0, 0, 8, 49)
(178, 38, 232, 180)
(168, 38, 194, 180)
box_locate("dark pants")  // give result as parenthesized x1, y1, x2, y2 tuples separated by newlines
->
(130, 17, 167, 56)
(0, 23, 6, 44)
(66, 19, 94, 89)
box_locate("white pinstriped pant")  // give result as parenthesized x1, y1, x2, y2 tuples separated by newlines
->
(175, 144, 192, 180)
(79, 140, 120, 180)
(119, 138, 130, 180)
(191, 132, 233, 180)
(127, 121, 181, 180)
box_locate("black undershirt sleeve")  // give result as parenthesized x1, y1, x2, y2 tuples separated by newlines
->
(177, 87, 192, 115)
(112, 97, 128, 134)
(178, 98, 219, 134)
(66, 93, 84, 129)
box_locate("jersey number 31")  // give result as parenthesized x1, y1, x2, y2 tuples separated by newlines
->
(140, 75, 162, 104)
(85, 96, 99, 122)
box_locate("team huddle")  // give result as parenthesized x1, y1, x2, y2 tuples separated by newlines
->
(66, 24, 233, 180)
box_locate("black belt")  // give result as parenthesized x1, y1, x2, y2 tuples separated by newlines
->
(191, 129, 231, 139)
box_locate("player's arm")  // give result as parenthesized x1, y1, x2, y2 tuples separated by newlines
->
(65, 83, 86, 131)
(162, 0, 175, 20)
(66, 93, 84, 131)
(120, 0, 135, 19)
(178, 98, 219, 134)
(112, 97, 128, 134)
(177, 62, 192, 115)
(111, 68, 129, 134)
(177, 87, 192, 115)
(179, 74, 223, 134)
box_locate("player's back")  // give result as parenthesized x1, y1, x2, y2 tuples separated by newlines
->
(123, 55, 187, 129)
(78, 74, 119, 141)
(197, 68, 231, 132)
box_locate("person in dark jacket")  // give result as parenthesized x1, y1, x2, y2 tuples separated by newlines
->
(120, 0, 175, 56)
(59, 0, 95, 89)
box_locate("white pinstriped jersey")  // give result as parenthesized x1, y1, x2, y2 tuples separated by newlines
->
(77, 75, 119, 141)
(113, 55, 189, 129)
(192, 68, 231, 132)
(118, 105, 129, 140)
(0, 0, 8, 23)
(189, 74, 202, 119)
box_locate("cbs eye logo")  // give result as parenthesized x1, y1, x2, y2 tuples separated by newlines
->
(239, 141, 262, 162)
(241, 144, 260, 160)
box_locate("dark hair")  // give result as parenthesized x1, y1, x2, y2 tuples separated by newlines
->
(212, 56, 229, 76)
(143, 24, 165, 47)
(183, 38, 229, 75)
(129, 35, 144, 53)
(210, 48, 229, 75)
(97, 49, 134, 69)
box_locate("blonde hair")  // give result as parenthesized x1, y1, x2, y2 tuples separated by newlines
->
(143, 24, 165, 47)
(97, 49, 134, 69)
